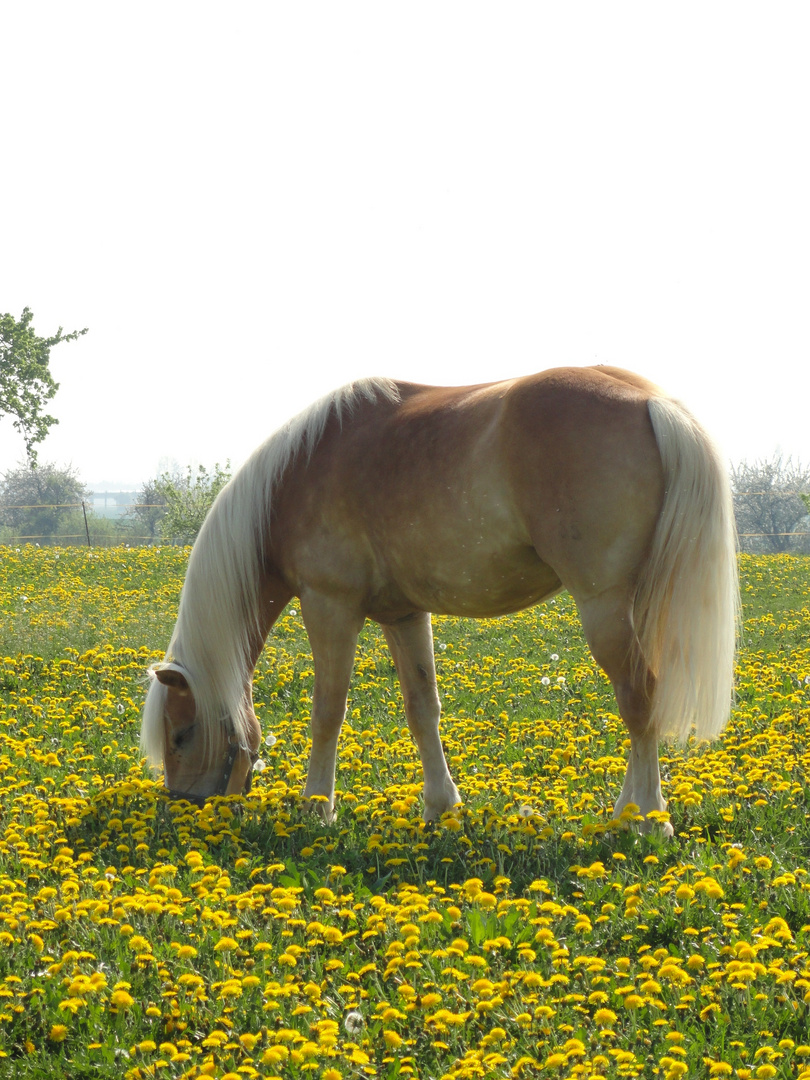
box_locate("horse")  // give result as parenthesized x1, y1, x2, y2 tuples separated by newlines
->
(141, 365, 739, 836)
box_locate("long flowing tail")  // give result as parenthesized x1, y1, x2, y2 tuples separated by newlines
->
(634, 396, 740, 742)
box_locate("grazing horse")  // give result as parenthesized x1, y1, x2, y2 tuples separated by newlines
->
(141, 366, 739, 834)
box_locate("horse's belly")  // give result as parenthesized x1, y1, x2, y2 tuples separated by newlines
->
(378, 546, 562, 620)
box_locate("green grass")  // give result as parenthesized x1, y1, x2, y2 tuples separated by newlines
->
(0, 548, 808, 1079)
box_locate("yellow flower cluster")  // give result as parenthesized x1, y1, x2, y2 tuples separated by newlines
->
(0, 547, 808, 1080)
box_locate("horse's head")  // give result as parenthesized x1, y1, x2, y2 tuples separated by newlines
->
(145, 662, 261, 805)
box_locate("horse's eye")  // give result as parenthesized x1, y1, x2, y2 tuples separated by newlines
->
(172, 725, 196, 751)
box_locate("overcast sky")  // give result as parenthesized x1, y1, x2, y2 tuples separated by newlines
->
(2, 3, 808, 487)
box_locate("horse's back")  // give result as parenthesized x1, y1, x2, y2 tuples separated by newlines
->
(267, 366, 666, 617)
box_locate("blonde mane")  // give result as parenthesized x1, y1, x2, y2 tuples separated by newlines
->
(141, 377, 400, 765)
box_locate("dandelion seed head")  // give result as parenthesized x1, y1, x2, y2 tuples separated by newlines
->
(344, 1010, 364, 1034)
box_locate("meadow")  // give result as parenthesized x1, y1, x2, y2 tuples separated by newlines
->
(0, 547, 808, 1080)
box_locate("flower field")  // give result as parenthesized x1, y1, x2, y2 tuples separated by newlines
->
(0, 547, 809, 1080)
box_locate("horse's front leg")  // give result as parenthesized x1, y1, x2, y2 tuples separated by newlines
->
(300, 593, 363, 821)
(382, 611, 461, 822)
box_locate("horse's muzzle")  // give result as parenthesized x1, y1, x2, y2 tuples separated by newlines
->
(167, 721, 259, 807)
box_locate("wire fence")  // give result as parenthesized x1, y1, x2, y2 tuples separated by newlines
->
(0, 502, 177, 546)
(1, 497, 809, 549)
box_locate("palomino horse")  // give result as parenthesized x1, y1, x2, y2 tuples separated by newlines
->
(142, 366, 739, 834)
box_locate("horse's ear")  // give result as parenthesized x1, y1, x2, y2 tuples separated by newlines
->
(153, 664, 191, 693)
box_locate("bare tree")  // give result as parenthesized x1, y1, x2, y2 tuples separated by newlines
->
(731, 454, 810, 554)
(0, 462, 90, 544)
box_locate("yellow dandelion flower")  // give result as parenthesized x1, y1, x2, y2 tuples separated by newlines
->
(110, 989, 135, 1009)
(663, 1062, 689, 1078)
(173, 944, 198, 959)
(462, 878, 484, 898)
(593, 1008, 618, 1026)
(49, 1024, 69, 1042)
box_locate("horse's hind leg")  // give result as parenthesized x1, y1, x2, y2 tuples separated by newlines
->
(382, 612, 461, 821)
(300, 593, 364, 820)
(576, 587, 672, 837)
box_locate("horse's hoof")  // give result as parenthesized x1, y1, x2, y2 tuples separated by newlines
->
(423, 782, 462, 823)
(641, 809, 674, 839)
(424, 800, 462, 825)
(302, 794, 336, 823)
(612, 804, 674, 839)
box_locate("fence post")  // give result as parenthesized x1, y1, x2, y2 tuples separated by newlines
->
(81, 501, 91, 548)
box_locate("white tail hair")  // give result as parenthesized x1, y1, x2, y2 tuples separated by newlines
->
(633, 396, 740, 742)
(141, 376, 400, 766)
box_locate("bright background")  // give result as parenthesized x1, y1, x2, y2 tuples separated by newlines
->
(2, 2, 808, 486)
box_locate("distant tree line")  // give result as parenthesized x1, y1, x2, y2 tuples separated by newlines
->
(731, 454, 810, 555)
(0, 462, 230, 546)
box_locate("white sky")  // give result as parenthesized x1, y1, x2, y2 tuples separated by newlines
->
(2, 3, 809, 487)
